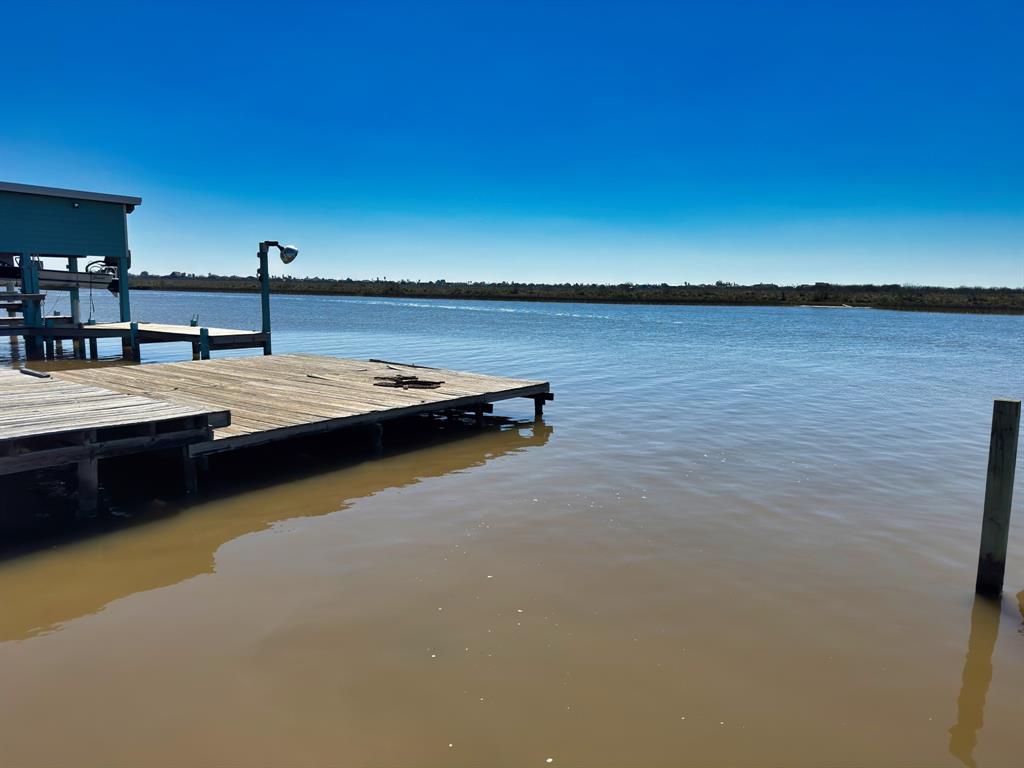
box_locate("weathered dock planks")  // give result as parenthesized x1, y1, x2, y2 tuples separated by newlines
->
(0, 369, 228, 445)
(87, 321, 269, 358)
(88, 322, 265, 344)
(2, 354, 550, 516)
(50, 354, 552, 455)
(0, 368, 230, 513)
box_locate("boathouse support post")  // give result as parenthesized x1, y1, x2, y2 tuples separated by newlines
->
(19, 253, 44, 359)
(44, 319, 55, 359)
(976, 398, 1020, 597)
(199, 327, 210, 360)
(67, 257, 84, 359)
(116, 248, 131, 322)
(88, 337, 98, 359)
(3, 283, 18, 360)
(121, 321, 140, 361)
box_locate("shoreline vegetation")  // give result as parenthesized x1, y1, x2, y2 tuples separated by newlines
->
(130, 274, 1024, 315)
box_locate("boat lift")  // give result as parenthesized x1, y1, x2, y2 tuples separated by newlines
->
(1, 181, 290, 361)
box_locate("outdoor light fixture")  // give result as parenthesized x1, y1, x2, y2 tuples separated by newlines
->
(279, 244, 299, 264)
(259, 240, 299, 264)
(256, 239, 300, 356)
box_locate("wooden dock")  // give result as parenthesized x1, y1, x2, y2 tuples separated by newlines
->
(2, 354, 552, 516)
(2, 318, 267, 361)
(88, 322, 268, 357)
(51, 354, 552, 454)
(0, 368, 229, 513)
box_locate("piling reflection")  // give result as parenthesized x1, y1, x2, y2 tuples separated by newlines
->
(0, 421, 551, 643)
(948, 596, 1001, 768)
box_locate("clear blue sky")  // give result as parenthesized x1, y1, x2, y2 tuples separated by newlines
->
(2, 1, 1021, 287)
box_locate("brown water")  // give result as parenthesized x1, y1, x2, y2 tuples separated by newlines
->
(1, 293, 1022, 766)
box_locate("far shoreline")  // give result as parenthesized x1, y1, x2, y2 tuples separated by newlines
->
(129, 276, 1024, 316)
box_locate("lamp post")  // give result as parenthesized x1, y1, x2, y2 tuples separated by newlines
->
(257, 240, 299, 356)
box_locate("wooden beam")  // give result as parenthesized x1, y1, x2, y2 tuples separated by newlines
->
(0, 427, 213, 476)
(976, 399, 1020, 596)
(182, 446, 198, 495)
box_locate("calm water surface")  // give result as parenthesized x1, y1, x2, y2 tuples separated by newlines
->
(1, 291, 1022, 767)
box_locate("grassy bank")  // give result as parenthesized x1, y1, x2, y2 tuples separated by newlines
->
(129, 275, 1024, 315)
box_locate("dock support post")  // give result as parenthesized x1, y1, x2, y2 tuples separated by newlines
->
(122, 321, 139, 360)
(531, 393, 553, 419)
(76, 456, 99, 518)
(975, 399, 1020, 597)
(182, 447, 198, 496)
(199, 327, 210, 360)
(190, 316, 200, 358)
(474, 404, 485, 427)
(88, 337, 98, 360)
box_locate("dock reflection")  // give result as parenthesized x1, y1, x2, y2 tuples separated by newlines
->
(948, 595, 1001, 768)
(0, 421, 552, 643)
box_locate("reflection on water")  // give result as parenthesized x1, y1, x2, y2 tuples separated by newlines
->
(948, 598, 1000, 768)
(0, 423, 551, 643)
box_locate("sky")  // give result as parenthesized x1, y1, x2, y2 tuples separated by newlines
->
(2, 0, 1022, 287)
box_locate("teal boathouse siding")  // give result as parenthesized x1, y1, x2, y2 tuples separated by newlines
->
(0, 182, 141, 322)
(0, 189, 130, 256)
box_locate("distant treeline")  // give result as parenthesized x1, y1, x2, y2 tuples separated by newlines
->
(130, 273, 1024, 314)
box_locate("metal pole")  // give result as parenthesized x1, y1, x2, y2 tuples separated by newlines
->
(258, 243, 272, 355)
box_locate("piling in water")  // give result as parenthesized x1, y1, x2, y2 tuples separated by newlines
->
(975, 399, 1020, 597)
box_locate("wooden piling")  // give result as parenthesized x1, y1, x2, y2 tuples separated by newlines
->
(976, 399, 1020, 597)
(199, 327, 210, 360)
(182, 447, 198, 496)
(76, 456, 99, 518)
(532, 392, 554, 418)
(130, 321, 140, 361)
(121, 321, 140, 360)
